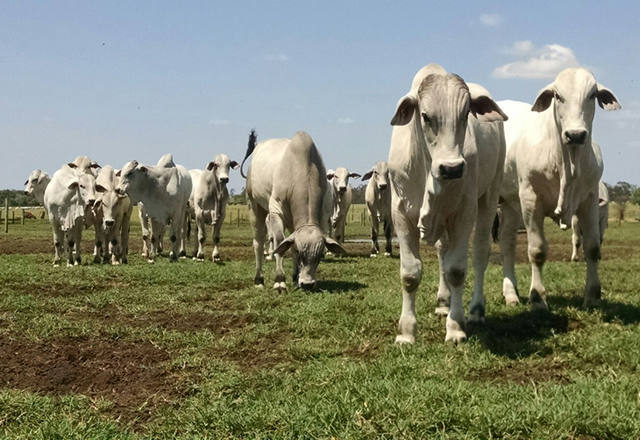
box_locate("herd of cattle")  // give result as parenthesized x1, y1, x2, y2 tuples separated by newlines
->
(23, 64, 620, 343)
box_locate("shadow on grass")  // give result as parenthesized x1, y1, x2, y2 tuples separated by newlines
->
(315, 280, 367, 293)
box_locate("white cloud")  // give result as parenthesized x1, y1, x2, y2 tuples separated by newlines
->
(337, 117, 354, 125)
(209, 119, 232, 126)
(264, 53, 289, 62)
(479, 13, 504, 27)
(493, 43, 580, 79)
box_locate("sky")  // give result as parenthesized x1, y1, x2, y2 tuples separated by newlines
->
(2, 1, 639, 192)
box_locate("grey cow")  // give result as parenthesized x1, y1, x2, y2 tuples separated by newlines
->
(326, 167, 360, 245)
(362, 162, 393, 257)
(244, 130, 345, 290)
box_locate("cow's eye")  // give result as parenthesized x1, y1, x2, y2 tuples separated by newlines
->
(80, 185, 85, 189)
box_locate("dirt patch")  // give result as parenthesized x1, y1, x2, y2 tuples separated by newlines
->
(5, 280, 131, 297)
(212, 330, 292, 370)
(0, 334, 187, 423)
(342, 340, 383, 360)
(467, 359, 571, 385)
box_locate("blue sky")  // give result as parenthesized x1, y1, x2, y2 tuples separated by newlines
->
(2, 1, 639, 192)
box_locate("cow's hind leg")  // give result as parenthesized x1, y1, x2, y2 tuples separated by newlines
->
(370, 211, 380, 257)
(270, 214, 287, 291)
(251, 204, 268, 288)
(435, 240, 450, 315)
(72, 223, 83, 266)
(393, 207, 422, 344)
(499, 201, 521, 305)
(212, 204, 226, 262)
(577, 195, 602, 308)
(571, 215, 581, 262)
(522, 196, 548, 310)
(469, 193, 495, 324)
(52, 223, 64, 267)
(384, 218, 393, 256)
(195, 211, 207, 261)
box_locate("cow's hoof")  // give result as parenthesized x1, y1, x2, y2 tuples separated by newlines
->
(434, 305, 450, 316)
(53, 263, 60, 268)
(445, 317, 467, 344)
(67, 262, 74, 267)
(254, 284, 264, 289)
(530, 289, 548, 311)
(571, 254, 580, 262)
(273, 281, 286, 291)
(147, 259, 155, 264)
(112, 260, 120, 266)
(93, 256, 101, 264)
(384, 252, 391, 257)
(179, 255, 187, 260)
(394, 334, 415, 345)
(212, 255, 221, 262)
(370, 253, 377, 258)
(74, 260, 80, 266)
(583, 297, 601, 309)
(504, 292, 520, 306)
(326, 251, 334, 257)
(530, 299, 548, 311)
(122, 258, 128, 264)
(467, 312, 485, 325)
(265, 255, 273, 261)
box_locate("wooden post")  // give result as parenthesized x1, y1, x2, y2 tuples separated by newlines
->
(12, 209, 15, 224)
(4, 199, 8, 233)
(22, 209, 25, 225)
(237, 208, 240, 227)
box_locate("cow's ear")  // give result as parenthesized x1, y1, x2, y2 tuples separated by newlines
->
(68, 180, 79, 190)
(390, 94, 418, 126)
(348, 172, 361, 178)
(326, 170, 335, 181)
(531, 84, 555, 112)
(324, 237, 347, 255)
(115, 170, 122, 177)
(596, 84, 621, 111)
(24, 180, 29, 186)
(470, 96, 508, 122)
(95, 184, 107, 193)
(230, 161, 239, 169)
(274, 233, 295, 256)
(90, 162, 101, 169)
(206, 162, 217, 171)
(67, 162, 78, 169)
(361, 170, 374, 181)
(138, 166, 147, 173)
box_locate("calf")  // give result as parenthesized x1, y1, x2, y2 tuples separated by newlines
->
(389, 64, 507, 343)
(498, 68, 620, 310)
(117, 154, 192, 262)
(244, 131, 345, 290)
(326, 167, 360, 244)
(362, 162, 393, 257)
(24, 169, 51, 205)
(189, 154, 239, 261)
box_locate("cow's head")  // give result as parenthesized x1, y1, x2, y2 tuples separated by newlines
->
(93, 188, 128, 230)
(68, 156, 101, 177)
(115, 160, 147, 202)
(391, 73, 507, 183)
(532, 68, 620, 148)
(206, 154, 239, 187)
(327, 167, 360, 196)
(274, 224, 346, 289)
(361, 162, 389, 191)
(24, 169, 49, 197)
(68, 174, 98, 208)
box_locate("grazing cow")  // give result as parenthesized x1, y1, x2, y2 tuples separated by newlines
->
(116, 154, 192, 262)
(188, 154, 239, 261)
(326, 167, 360, 244)
(244, 130, 345, 290)
(44, 163, 98, 266)
(94, 166, 133, 265)
(362, 162, 393, 257)
(389, 64, 508, 343)
(24, 169, 51, 205)
(571, 180, 609, 262)
(498, 67, 620, 310)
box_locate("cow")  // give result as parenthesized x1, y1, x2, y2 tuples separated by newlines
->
(24, 169, 51, 205)
(188, 154, 239, 261)
(243, 130, 345, 290)
(139, 203, 165, 258)
(571, 180, 609, 262)
(388, 64, 508, 344)
(44, 163, 98, 266)
(498, 67, 620, 310)
(362, 162, 393, 257)
(326, 167, 360, 245)
(93, 165, 133, 265)
(116, 154, 192, 263)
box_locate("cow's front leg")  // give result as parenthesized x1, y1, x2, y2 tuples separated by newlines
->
(178, 212, 188, 259)
(499, 201, 522, 305)
(168, 212, 183, 262)
(147, 219, 163, 263)
(194, 210, 206, 261)
(212, 205, 225, 262)
(270, 214, 287, 292)
(571, 215, 581, 262)
(369, 210, 380, 257)
(120, 208, 132, 264)
(577, 196, 602, 308)
(468, 192, 496, 324)
(434, 239, 450, 315)
(383, 218, 393, 257)
(251, 204, 268, 287)
(393, 207, 421, 344)
(72, 223, 83, 266)
(521, 193, 548, 310)
(52, 223, 64, 267)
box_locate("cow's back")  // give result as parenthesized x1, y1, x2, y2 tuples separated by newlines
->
(246, 138, 290, 210)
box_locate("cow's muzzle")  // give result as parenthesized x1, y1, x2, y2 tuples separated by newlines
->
(377, 183, 388, 191)
(438, 160, 465, 180)
(338, 186, 347, 194)
(564, 129, 587, 145)
(105, 219, 115, 228)
(219, 177, 229, 184)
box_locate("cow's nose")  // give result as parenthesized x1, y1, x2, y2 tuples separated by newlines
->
(564, 129, 587, 145)
(299, 280, 316, 290)
(338, 186, 347, 193)
(439, 161, 465, 180)
(219, 177, 229, 184)
(105, 219, 115, 227)
(378, 183, 388, 191)
(24, 191, 29, 195)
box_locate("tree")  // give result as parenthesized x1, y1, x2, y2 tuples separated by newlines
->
(608, 181, 635, 224)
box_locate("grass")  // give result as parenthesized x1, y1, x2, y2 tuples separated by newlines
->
(1, 205, 640, 439)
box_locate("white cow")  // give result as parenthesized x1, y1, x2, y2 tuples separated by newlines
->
(389, 64, 508, 343)
(188, 154, 239, 261)
(24, 169, 51, 205)
(44, 163, 99, 266)
(326, 167, 360, 244)
(94, 165, 133, 265)
(244, 130, 345, 290)
(362, 162, 393, 257)
(116, 154, 192, 262)
(498, 67, 620, 310)
(571, 180, 609, 262)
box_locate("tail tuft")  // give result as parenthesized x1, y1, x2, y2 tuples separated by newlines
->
(240, 129, 257, 178)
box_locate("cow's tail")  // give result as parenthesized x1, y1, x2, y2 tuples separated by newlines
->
(240, 129, 257, 179)
(491, 213, 500, 243)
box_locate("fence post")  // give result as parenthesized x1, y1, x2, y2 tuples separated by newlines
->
(22, 209, 25, 225)
(12, 209, 15, 224)
(237, 207, 240, 227)
(4, 199, 8, 233)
